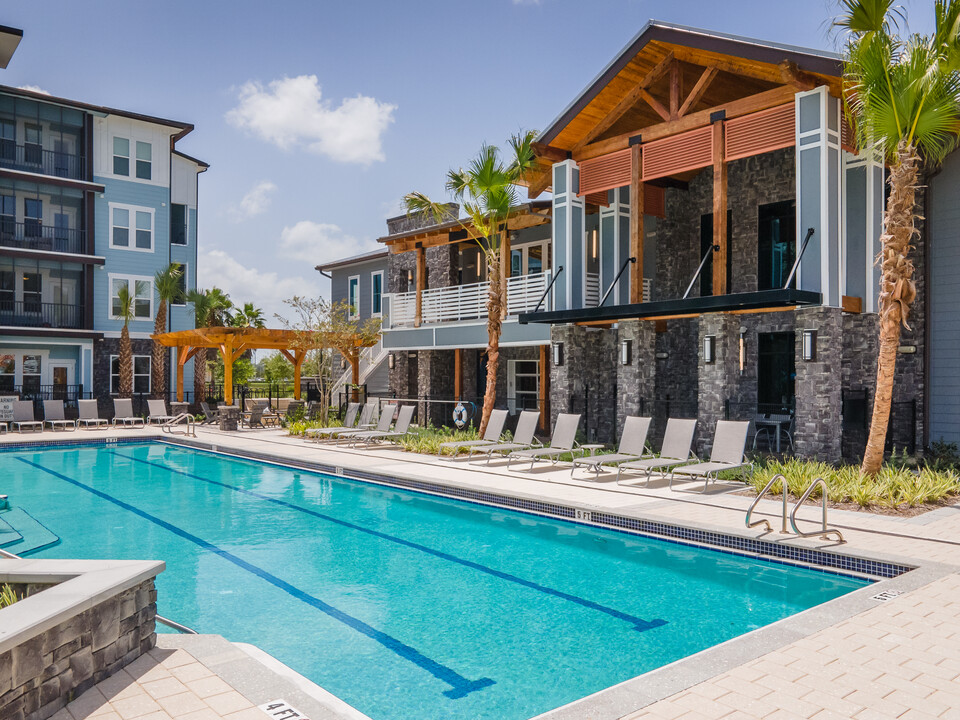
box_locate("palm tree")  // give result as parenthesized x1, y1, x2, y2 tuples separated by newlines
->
(187, 287, 233, 403)
(152, 263, 184, 399)
(231, 302, 266, 328)
(115, 285, 134, 399)
(837, 0, 960, 475)
(404, 131, 538, 434)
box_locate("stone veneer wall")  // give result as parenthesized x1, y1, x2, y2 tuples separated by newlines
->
(417, 350, 455, 426)
(549, 325, 617, 443)
(616, 320, 655, 428)
(0, 579, 157, 720)
(92, 339, 154, 416)
(794, 306, 844, 462)
(697, 315, 740, 457)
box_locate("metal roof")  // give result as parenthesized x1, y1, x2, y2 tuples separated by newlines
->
(316, 248, 388, 272)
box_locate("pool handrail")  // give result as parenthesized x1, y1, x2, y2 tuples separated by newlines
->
(789, 477, 845, 543)
(745, 473, 789, 534)
(156, 615, 198, 634)
(161, 413, 196, 438)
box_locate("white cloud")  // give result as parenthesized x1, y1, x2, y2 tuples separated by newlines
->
(279, 220, 378, 264)
(197, 249, 322, 323)
(17, 85, 49, 95)
(230, 180, 277, 221)
(225, 75, 396, 165)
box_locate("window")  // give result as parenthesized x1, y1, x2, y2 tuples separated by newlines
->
(113, 137, 130, 176)
(24, 198, 41, 239)
(22, 273, 41, 313)
(348, 275, 359, 319)
(135, 142, 151, 180)
(22, 353, 41, 394)
(371, 271, 383, 317)
(0, 354, 13, 392)
(110, 204, 154, 251)
(110, 355, 152, 395)
(758, 201, 796, 291)
(110, 275, 152, 320)
(0, 120, 14, 162)
(24, 124, 41, 166)
(172, 263, 187, 305)
(0, 195, 13, 238)
(112, 207, 129, 247)
(0, 270, 12, 311)
(507, 359, 540, 415)
(135, 210, 152, 249)
(170, 203, 187, 245)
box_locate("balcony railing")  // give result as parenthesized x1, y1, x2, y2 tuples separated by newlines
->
(0, 142, 85, 180)
(386, 271, 551, 327)
(0, 300, 85, 329)
(0, 221, 86, 255)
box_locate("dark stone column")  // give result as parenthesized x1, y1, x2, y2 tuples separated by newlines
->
(697, 314, 738, 456)
(794, 306, 843, 463)
(417, 349, 455, 427)
(549, 324, 617, 443)
(616, 320, 655, 425)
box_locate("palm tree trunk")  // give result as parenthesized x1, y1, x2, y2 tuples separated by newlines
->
(479, 253, 503, 436)
(861, 142, 919, 476)
(118, 324, 133, 399)
(152, 302, 167, 399)
(194, 348, 207, 404)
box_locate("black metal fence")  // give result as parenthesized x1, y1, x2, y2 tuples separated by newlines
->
(842, 389, 917, 457)
(0, 300, 85, 329)
(0, 142, 85, 180)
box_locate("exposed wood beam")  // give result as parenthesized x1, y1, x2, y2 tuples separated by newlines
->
(638, 88, 670, 122)
(678, 66, 718, 117)
(779, 60, 818, 91)
(640, 50, 676, 90)
(669, 60, 681, 119)
(666, 44, 786, 86)
(629, 144, 644, 304)
(712, 120, 728, 296)
(527, 169, 552, 198)
(531, 142, 568, 163)
(574, 85, 796, 162)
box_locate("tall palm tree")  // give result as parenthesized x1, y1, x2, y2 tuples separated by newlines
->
(837, 0, 960, 475)
(231, 302, 266, 328)
(404, 130, 538, 434)
(152, 263, 184, 399)
(115, 285, 134, 399)
(187, 287, 233, 403)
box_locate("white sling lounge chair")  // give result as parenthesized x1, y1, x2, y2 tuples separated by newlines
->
(338, 404, 396, 444)
(305, 402, 361, 440)
(314, 402, 377, 442)
(669, 420, 752, 492)
(350, 405, 415, 447)
(437, 409, 508, 457)
(12, 400, 42, 433)
(112, 399, 145, 428)
(616, 418, 698, 486)
(77, 399, 108, 429)
(467, 410, 541, 464)
(42, 400, 76, 431)
(571, 416, 651, 477)
(147, 399, 175, 425)
(507, 413, 581, 469)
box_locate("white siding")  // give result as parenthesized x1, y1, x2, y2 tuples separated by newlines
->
(93, 115, 173, 187)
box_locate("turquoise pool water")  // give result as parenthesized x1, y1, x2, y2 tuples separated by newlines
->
(3, 442, 867, 720)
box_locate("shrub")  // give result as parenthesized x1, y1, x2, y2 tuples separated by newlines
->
(286, 418, 338, 437)
(396, 425, 482, 456)
(0, 584, 20, 610)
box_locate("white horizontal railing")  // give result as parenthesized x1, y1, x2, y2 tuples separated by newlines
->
(385, 271, 551, 327)
(331, 336, 387, 401)
(585, 273, 600, 307)
(643, 277, 652, 302)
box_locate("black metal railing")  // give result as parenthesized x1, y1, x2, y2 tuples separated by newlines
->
(0, 142, 85, 180)
(0, 221, 86, 255)
(0, 300, 85, 329)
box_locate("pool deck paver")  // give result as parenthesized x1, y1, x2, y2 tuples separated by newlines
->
(10, 424, 960, 719)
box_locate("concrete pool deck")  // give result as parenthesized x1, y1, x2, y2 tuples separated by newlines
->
(7, 424, 960, 719)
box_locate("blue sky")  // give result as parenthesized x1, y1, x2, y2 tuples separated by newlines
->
(0, 0, 936, 321)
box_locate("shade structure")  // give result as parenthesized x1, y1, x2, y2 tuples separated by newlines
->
(151, 327, 378, 405)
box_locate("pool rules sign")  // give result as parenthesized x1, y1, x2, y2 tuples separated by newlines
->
(0, 396, 14, 422)
(258, 700, 310, 720)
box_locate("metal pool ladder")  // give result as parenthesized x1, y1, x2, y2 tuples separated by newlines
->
(745, 473, 789, 534)
(161, 413, 196, 438)
(745, 474, 844, 543)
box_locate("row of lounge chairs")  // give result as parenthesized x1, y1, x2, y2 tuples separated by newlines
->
(4, 398, 179, 433)
(305, 402, 416, 447)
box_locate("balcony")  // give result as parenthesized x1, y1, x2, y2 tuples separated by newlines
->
(0, 142, 85, 181)
(0, 222, 86, 255)
(0, 300, 85, 329)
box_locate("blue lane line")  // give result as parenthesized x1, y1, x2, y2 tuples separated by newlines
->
(17, 457, 494, 700)
(115, 450, 667, 633)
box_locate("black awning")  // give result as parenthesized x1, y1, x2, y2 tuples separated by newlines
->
(518, 289, 822, 324)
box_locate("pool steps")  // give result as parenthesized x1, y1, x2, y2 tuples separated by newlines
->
(0, 506, 61, 556)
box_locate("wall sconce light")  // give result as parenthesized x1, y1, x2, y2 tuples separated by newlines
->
(406, 269, 414, 290)
(388, 352, 396, 370)
(703, 335, 716, 364)
(340, 357, 346, 370)
(802, 329, 817, 361)
(738, 329, 746, 375)
(620, 339, 632, 366)
(552, 342, 564, 367)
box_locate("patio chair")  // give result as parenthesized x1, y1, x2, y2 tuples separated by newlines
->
(669, 420, 752, 492)
(506, 413, 581, 469)
(571, 416, 651, 477)
(437, 409, 508, 457)
(77, 399, 108, 429)
(283, 401, 304, 422)
(112, 399, 145, 428)
(616, 418, 698, 486)
(241, 405, 268, 429)
(752, 413, 795, 454)
(42, 400, 76, 431)
(147, 399, 175, 425)
(11, 400, 42, 433)
(468, 410, 542, 464)
(349, 405, 416, 447)
(305, 402, 360, 440)
(200, 402, 220, 425)
(338, 404, 396, 445)
(310, 402, 376, 442)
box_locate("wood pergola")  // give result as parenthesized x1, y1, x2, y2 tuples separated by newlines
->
(151, 327, 378, 405)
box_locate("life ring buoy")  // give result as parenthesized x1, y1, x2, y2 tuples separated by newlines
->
(452, 402, 468, 429)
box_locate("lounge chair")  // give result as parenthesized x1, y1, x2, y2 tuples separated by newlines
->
(147, 399, 175, 425)
(112, 398, 145, 428)
(311, 402, 376, 441)
(304, 402, 360, 440)
(437, 409, 508, 457)
(338, 404, 396, 445)
(77, 399, 108, 429)
(571, 416, 651, 477)
(670, 420, 752, 491)
(507, 413, 581, 469)
(616, 418, 698, 486)
(241, 405, 268, 429)
(349, 405, 415, 447)
(11, 400, 42, 433)
(42, 400, 76, 431)
(467, 410, 542, 464)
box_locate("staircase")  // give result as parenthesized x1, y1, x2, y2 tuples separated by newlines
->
(331, 337, 388, 405)
(0, 507, 61, 556)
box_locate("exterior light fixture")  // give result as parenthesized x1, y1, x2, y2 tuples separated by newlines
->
(739, 329, 746, 375)
(388, 352, 396, 370)
(703, 335, 716, 364)
(620, 339, 632, 366)
(340, 357, 346, 370)
(552, 342, 564, 367)
(802, 329, 817, 362)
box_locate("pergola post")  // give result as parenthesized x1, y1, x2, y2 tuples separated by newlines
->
(629, 144, 644, 303)
(220, 342, 234, 405)
(280, 348, 307, 400)
(415, 244, 426, 327)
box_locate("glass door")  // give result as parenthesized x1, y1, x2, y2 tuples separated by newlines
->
(507, 359, 539, 415)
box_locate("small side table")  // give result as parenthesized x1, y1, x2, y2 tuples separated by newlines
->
(581, 444, 605, 457)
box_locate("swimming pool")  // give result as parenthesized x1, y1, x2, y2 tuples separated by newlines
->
(3, 441, 868, 720)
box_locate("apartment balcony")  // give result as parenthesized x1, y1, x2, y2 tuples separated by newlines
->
(0, 142, 85, 181)
(0, 222, 86, 255)
(0, 300, 85, 329)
